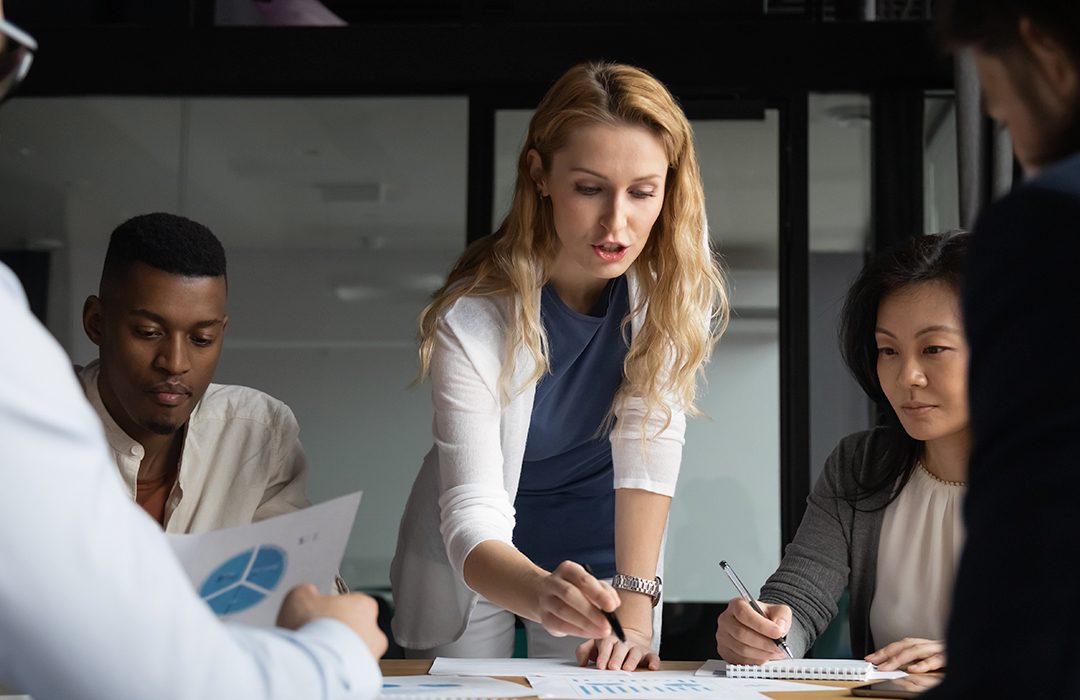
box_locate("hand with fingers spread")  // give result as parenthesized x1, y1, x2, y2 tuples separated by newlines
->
(715, 598, 793, 665)
(536, 561, 621, 641)
(576, 626, 660, 671)
(865, 637, 945, 673)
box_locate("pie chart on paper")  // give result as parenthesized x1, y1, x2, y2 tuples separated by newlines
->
(199, 545, 287, 615)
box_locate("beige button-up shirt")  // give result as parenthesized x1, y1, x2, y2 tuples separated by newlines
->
(77, 360, 310, 534)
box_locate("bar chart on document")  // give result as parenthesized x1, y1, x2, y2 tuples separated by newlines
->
(575, 679, 712, 696)
(525, 676, 765, 700)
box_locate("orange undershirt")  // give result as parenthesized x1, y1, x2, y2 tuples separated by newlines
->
(136, 468, 177, 527)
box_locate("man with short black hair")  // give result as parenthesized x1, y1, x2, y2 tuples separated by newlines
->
(79, 212, 310, 531)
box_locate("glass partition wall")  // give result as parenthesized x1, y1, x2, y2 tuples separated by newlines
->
(0, 87, 957, 657)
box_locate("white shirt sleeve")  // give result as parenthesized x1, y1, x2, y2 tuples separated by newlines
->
(429, 315, 516, 581)
(0, 264, 381, 700)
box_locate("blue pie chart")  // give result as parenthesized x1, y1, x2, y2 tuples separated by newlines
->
(199, 545, 287, 615)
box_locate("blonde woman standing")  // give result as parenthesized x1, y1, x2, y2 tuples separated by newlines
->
(391, 62, 727, 670)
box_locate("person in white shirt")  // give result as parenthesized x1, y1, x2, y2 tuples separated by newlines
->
(78, 212, 309, 532)
(0, 14, 385, 699)
(391, 62, 728, 670)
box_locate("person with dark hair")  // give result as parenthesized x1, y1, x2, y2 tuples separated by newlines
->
(0, 10, 386, 700)
(716, 231, 971, 674)
(930, 2, 1080, 697)
(77, 212, 314, 533)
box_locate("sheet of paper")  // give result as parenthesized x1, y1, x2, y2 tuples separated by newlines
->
(379, 675, 535, 699)
(869, 670, 909, 680)
(696, 658, 905, 683)
(526, 675, 768, 699)
(429, 658, 631, 677)
(167, 491, 362, 628)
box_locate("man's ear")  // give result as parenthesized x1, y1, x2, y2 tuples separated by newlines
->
(82, 295, 105, 346)
(526, 149, 547, 197)
(1019, 17, 1080, 107)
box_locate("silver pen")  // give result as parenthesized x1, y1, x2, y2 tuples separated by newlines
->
(719, 560, 794, 659)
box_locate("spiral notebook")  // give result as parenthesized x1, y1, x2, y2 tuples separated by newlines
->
(726, 659, 875, 680)
(699, 661, 876, 682)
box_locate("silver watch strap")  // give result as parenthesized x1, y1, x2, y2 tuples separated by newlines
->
(611, 573, 662, 606)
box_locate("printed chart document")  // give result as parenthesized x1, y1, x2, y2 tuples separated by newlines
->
(429, 658, 631, 677)
(525, 674, 768, 699)
(379, 676, 535, 699)
(167, 491, 362, 628)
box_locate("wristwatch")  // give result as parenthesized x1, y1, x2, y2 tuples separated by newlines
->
(611, 573, 663, 607)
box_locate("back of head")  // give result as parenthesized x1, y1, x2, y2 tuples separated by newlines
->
(938, 1, 1080, 169)
(937, 0, 1080, 59)
(101, 213, 226, 292)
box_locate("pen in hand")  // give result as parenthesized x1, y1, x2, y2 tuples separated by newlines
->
(719, 560, 794, 660)
(582, 563, 626, 643)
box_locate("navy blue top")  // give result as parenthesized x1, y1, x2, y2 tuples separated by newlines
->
(512, 275, 630, 578)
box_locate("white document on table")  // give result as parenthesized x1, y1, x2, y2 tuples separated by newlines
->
(379, 675, 536, 699)
(429, 658, 631, 677)
(167, 491, 362, 628)
(526, 674, 769, 699)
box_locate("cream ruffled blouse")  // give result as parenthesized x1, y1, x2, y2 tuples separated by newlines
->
(869, 463, 967, 646)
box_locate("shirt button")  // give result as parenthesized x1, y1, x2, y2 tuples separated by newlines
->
(130, 445, 142, 457)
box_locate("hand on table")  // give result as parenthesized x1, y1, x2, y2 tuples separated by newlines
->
(576, 627, 660, 671)
(715, 597, 792, 664)
(866, 638, 945, 672)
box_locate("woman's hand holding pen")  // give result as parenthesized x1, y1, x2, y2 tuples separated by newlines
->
(536, 561, 620, 641)
(715, 598, 793, 664)
(536, 561, 659, 670)
(866, 638, 945, 673)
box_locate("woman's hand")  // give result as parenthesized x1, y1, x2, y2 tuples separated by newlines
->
(576, 627, 660, 671)
(536, 561, 619, 640)
(715, 598, 792, 665)
(866, 638, 945, 672)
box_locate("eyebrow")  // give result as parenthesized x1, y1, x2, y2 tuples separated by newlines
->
(875, 325, 962, 338)
(570, 167, 664, 182)
(129, 308, 224, 329)
(916, 325, 962, 337)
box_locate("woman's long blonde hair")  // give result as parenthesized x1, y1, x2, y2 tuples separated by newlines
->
(418, 61, 729, 431)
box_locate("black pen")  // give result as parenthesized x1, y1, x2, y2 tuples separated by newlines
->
(582, 563, 626, 642)
(719, 560, 794, 659)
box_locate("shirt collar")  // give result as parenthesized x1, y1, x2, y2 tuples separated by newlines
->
(78, 359, 193, 488)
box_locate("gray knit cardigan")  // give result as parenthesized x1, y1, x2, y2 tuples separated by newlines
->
(759, 429, 900, 658)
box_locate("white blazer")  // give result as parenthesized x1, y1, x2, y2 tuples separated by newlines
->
(389, 272, 686, 649)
